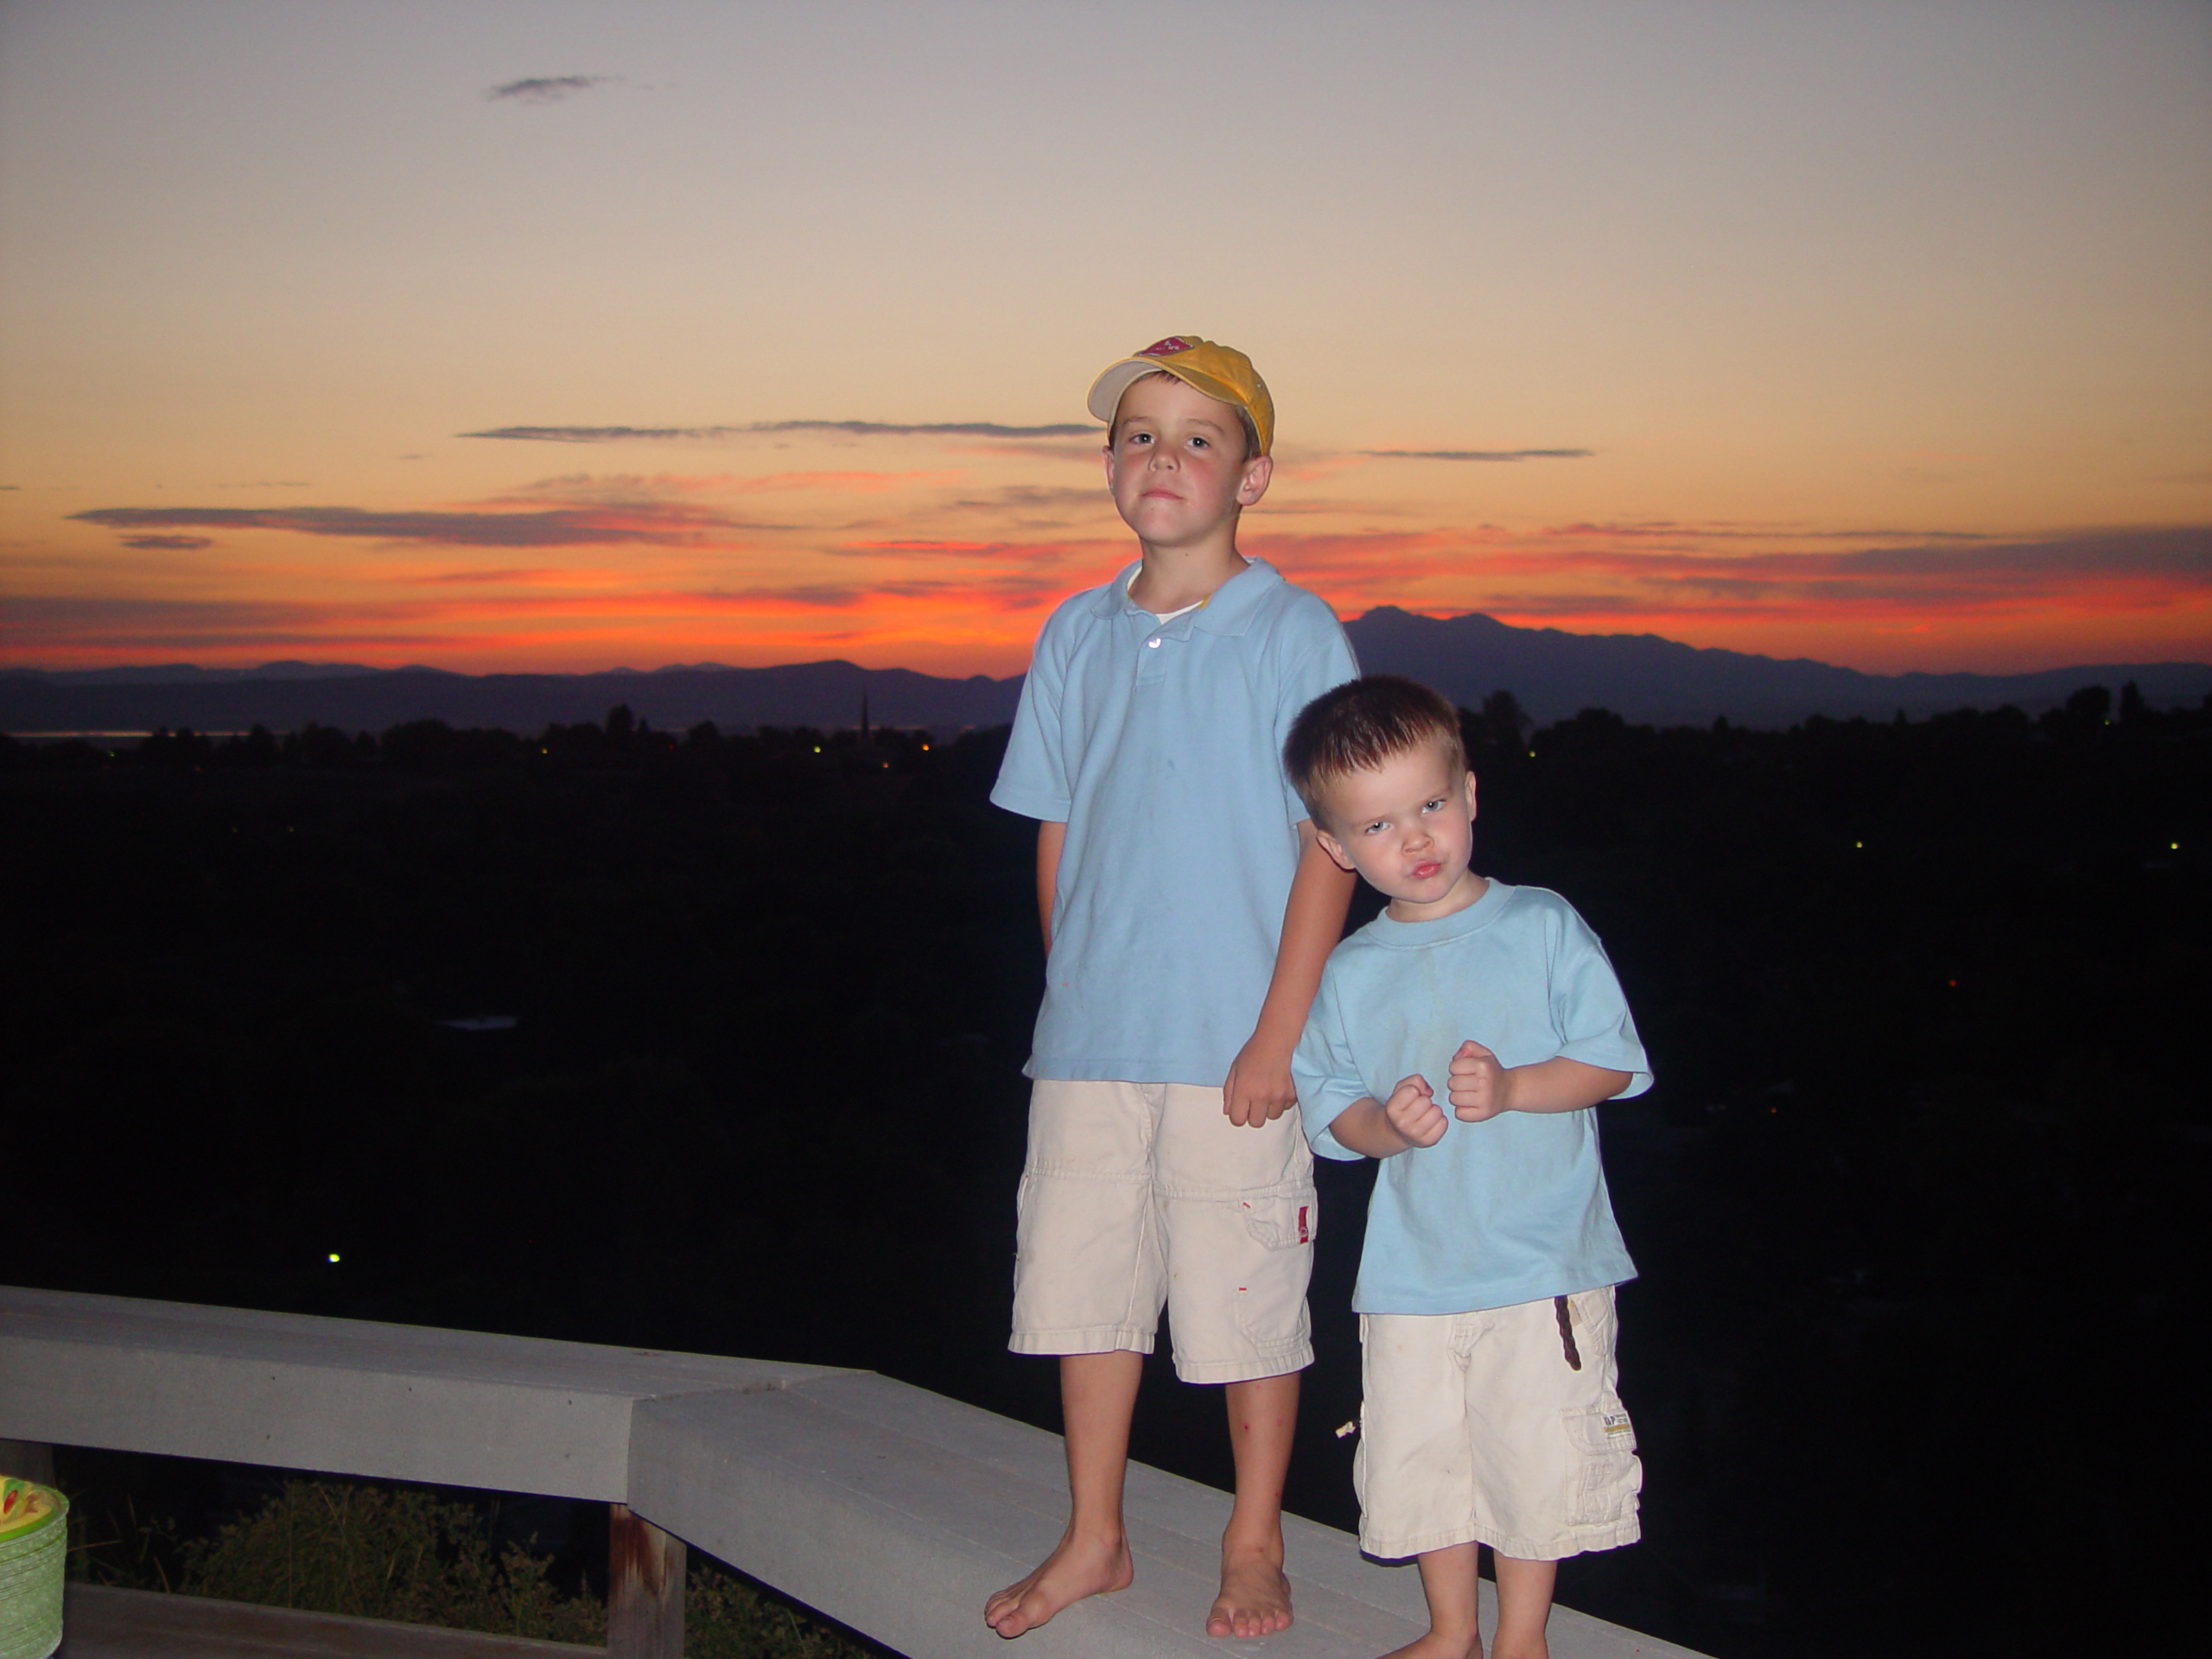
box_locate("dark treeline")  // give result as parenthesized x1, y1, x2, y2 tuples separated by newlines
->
(3, 688, 2206, 1658)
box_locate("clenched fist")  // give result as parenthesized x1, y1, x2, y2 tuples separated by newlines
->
(1448, 1039, 1511, 1122)
(1383, 1073, 1447, 1147)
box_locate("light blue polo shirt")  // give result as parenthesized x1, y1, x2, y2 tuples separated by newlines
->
(992, 556, 1359, 1086)
(1293, 880, 1652, 1315)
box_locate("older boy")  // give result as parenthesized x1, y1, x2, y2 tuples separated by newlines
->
(986, 337, 1358, 1639)
(1286, 676, 1649, 1659)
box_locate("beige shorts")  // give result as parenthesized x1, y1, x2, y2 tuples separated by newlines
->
(1010, 1078, 1317, 1383)
(1356, 1287, 1641, 1562)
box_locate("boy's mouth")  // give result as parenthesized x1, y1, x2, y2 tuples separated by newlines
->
(1412, 861, 1442, 880)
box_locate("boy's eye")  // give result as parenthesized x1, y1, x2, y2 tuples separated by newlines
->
(1423, 798, 1446, 812)
(1363, 820, 1386, 835)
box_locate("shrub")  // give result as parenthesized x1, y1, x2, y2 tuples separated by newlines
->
(156, 1478, 873, 1656)
(178, 1481, 602, 1643)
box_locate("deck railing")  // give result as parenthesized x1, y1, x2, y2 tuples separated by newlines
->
(0, 1286, 1706, 1658)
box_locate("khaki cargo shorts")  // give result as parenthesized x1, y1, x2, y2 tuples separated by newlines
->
(1010, 1078, 1317, 1383)
(1356, 1286, 1641, 1562)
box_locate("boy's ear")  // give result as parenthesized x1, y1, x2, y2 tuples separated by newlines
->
(1236, 451, 1273, 507)
(1313, 823, 1357, 874)
(1463, 769, 1478, 819)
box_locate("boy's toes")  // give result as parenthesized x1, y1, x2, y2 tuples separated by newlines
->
(1208, 1555, 1293, 1638)
(985, 1535, 1134, 1638)
(986, 1576, 1059, 1640)
(984, 1584, 1026, 1637)
(987, 1580, 1058, 1640)
(984, 1593, 1031, 1638)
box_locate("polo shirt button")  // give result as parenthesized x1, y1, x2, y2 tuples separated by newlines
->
(1147, 638, 1161, 648)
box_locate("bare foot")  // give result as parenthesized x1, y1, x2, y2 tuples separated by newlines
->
(986, 1529, 1135, 1638)
(1207, 1544, 1293, 1639)
(1378, 1630, 1483, 1659)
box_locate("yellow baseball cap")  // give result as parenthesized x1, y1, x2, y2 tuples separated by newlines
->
(1087, 335, 1274, 456)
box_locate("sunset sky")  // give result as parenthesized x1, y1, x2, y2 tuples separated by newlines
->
(3, 0, 2207, 678)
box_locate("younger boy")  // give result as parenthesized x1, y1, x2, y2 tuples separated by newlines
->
(985, 337, 1359, 1639)
(1286, 676, 1649, 1659)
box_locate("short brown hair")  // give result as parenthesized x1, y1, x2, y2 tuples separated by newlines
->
(1109, 369, 1262, 462)
(1285, 675, 1465, 826)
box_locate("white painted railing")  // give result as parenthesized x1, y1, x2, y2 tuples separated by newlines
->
(0, 1287, 1706, 1659)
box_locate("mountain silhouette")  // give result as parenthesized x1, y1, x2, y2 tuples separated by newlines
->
(4, 609, 2205, 734)
(1341, 607, 2209, 726)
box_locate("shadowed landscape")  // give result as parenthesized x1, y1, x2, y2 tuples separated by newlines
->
(3, 686, 2206, 1657)
(10, 609, 2211, 737)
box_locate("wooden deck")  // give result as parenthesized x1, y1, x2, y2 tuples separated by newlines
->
(57, 1585, 602, 1659)
(10, 1287, 1711, 1659)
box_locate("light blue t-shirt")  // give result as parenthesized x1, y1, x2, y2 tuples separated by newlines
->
(1293, 880, 1652, 1314)
(992, 556, 1359, 1085)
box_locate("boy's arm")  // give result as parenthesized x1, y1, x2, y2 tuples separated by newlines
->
(1321, 1076, 1447, 1159)
(1224, 821, 1357, 1127)
(1034, 818, 1065, 957)
(1446, 1041, 1631, 1122)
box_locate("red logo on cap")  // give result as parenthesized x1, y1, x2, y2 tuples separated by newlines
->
(1138, 337, 1192, 356)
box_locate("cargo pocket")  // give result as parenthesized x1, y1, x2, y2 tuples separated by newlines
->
(1235, 1189, 1318, 1249)
(1229, 1188, 1317, 1356)
(1012, 1169, 1035, 1257)
(1562, 1401, 1641, 1529)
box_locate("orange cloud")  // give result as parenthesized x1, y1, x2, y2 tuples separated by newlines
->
(71, 502, 773, 549)
(19, 464, 2206, 678)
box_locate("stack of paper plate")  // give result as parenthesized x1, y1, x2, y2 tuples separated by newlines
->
(0, 1478, 66, 1659)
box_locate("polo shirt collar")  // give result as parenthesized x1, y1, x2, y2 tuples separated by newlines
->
(1086, 556, 1285, 637)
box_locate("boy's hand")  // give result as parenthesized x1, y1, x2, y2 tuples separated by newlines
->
(1382, 1074, 1446, 1147)
(1223, 1036, 1299, 1128)
(1448, 1039, 1512, 1122)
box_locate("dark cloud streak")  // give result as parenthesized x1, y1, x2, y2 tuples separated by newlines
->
(486, 75, 617, 104)
(73, 505, 740, 549)
(462, 420, 1097, 443)
(1363, 448, 1594, 462)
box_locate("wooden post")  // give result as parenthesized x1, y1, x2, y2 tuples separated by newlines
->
(607, 1502, 684, 1659)
(0, 1439, 55, 1484)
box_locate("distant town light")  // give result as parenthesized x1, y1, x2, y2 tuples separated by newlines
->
(327, 1253, 340, 1264)
(1854, 841, 1864, 849)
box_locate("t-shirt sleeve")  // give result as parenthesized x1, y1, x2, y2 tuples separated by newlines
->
(1550, 906, 1654, 1098)
(989, 613, 1072, 823)
(1273, 602, 1362, 824)
(1294, 965, 1372, 1160)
